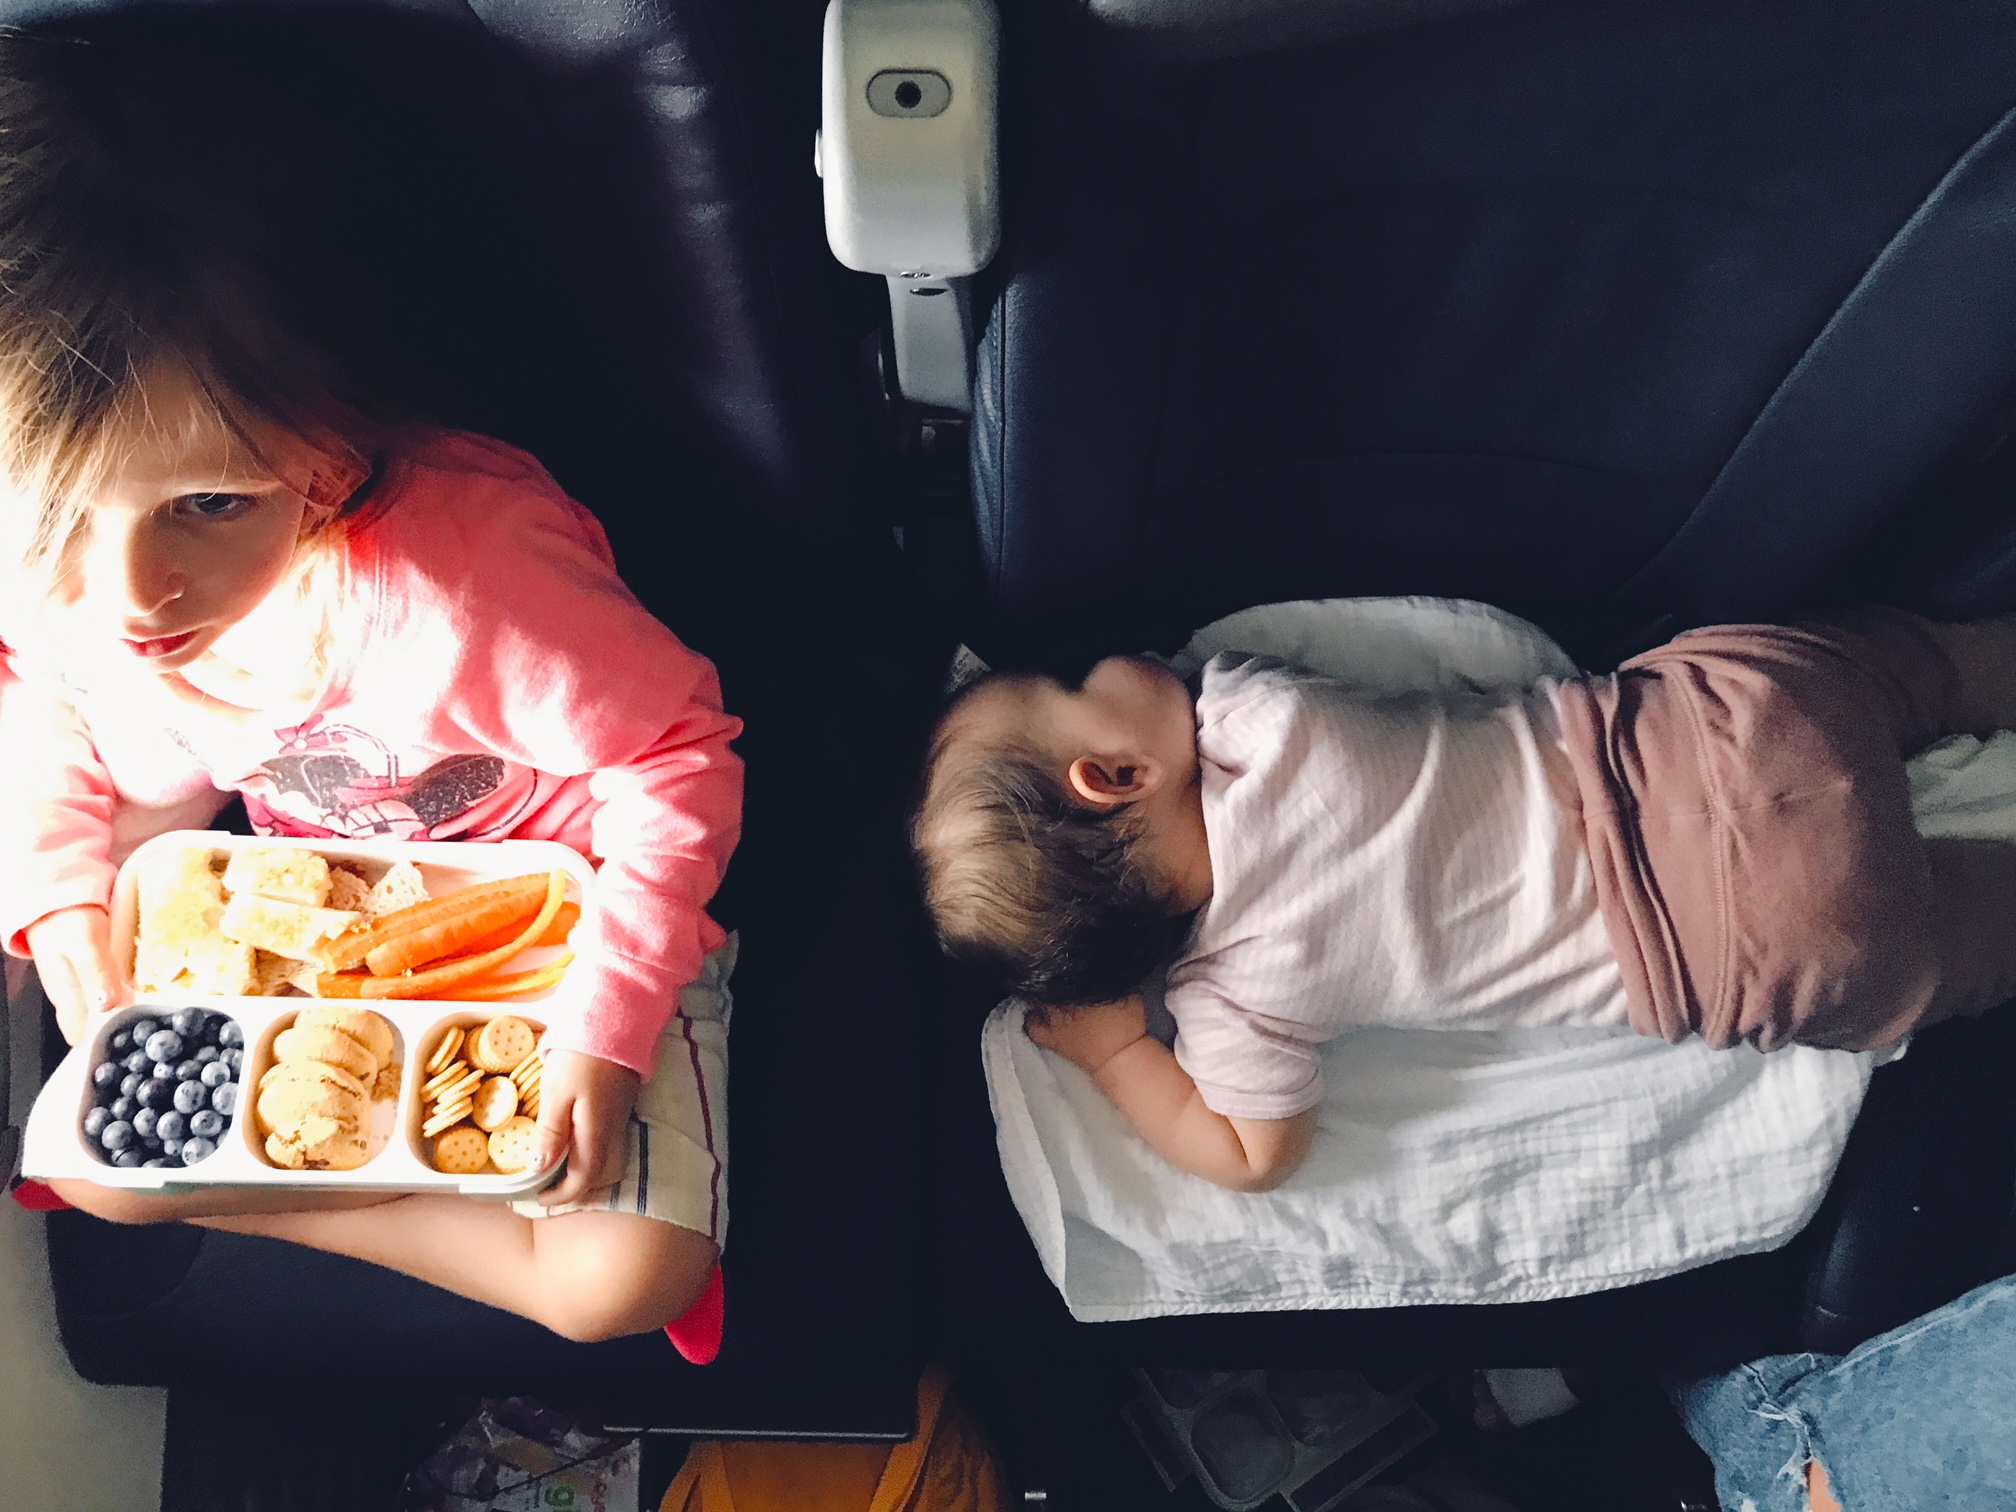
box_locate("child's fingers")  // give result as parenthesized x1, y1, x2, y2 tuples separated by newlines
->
(529, 1095, 575, 1201)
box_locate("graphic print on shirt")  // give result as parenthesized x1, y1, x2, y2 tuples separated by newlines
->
(242, 717, 517, 840)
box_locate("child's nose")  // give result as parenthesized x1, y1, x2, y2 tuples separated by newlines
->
(84, 513, 185, 618)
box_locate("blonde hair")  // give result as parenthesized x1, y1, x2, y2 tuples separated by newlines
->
(0, 31, 388, 593)
(912, 680, 1194, 1006)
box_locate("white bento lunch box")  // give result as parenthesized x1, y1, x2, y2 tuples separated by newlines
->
(22, 830, 593, 1197)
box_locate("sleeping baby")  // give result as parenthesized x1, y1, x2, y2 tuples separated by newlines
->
(911, 610, 2016, 1190)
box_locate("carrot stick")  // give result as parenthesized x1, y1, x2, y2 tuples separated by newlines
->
(364, 889, 547, 977)
(320, 873, 549, 973)
(320, 870, 566, 1000)
(449, 901, 579, 959)
(442, 953, 574, 1002)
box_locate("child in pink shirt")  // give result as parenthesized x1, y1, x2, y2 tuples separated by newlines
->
(0, 36, 739, 1345)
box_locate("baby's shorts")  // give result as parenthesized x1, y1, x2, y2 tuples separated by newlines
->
(510, 935, 733, 1245)
(1553, 616, 1958, 1054)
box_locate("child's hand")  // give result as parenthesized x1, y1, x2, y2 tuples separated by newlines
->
(1026, 994, 1150, 1076)
(24, 905, 127, 1046)
(531, 1049, 639, 1206)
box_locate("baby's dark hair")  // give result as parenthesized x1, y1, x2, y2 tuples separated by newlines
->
(912, 677, 1194, 1006)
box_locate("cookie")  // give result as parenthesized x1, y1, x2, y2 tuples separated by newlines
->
(421, 1097, 474, 1140)
(272, 1023, 378, 1084)
(487, 1115, 541, 1174)
(258, 1056, 370, 1105)
(471, 1016, 537, 1074)
(432, 1125, 491, 1175)
(472, 1076, 519, 1132)
(424, 1025, 464, 1077)
(509, 1052, 543, 1090)
(292, 1006, 396, 1067)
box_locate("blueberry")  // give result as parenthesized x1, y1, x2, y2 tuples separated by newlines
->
(137, 1078, 176, 1111)
(123, 1049, 151, 1075)
(200, 1060, 232, 1089)
(180, 1136, 215, 1165)
(100, 1119, 134, 1152)
(144, 1029, 183, 1063)
(172, 1079, 207, 1116)
(156, 1109, 188, 1143)
(170, 1007, 205, 1038)
(109, 1029, 132, 1055)
(160, 1137, 184, 1159)
(111, 1147, 146, 1168)
(126, 1017, 159, 1044)
(118, 1071, 141, 1099)
(132, 1107, 159, 1140)
(216, 1020, 243, 1049)
(142, 1157, 170, 1168)
(210, 1082, 239, 1117)
(109, 1095, 137, 1122)
(188, 1108, 224, 1140)
(82, 1106, 110, 1139)
(194, 1045, 220, 1064)
(222, 1047, 243, 1074)
(175, 1059, 205, 1082)
(93, 1061, 122, 1092)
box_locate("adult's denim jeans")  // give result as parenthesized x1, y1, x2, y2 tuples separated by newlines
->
(1668, 1274, 2016, 1511)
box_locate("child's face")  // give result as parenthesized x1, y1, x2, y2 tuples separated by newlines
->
(48, 368, 316, 675)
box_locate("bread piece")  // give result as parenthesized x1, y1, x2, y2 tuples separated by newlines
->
(132, 847, 230, 993)
(222, 848, 331, 908)
(361, 861, 429, 920)
(325, 867, 370, 913)
(218, 894, 360, 963)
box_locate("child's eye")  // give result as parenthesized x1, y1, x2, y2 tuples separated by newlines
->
(173, 492, 257, 521)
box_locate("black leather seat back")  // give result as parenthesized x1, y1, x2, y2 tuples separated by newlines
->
(976, 0, 2016, 666)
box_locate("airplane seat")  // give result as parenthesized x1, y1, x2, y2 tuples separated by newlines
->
(14, 0, 933, 1436)
(902, 0, 2016, 1369)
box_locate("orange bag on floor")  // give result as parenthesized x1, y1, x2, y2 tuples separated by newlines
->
(660, 1365, 1007, 1512)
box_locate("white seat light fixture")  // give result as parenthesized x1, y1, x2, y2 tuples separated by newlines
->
(818, 0, 1000, 412)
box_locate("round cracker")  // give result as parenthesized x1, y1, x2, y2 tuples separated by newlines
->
(432, 1125, 491, 1175)
(424, 1025, 464, 1077)
(471, 1076, 519, 1132)
(422, 1059, 471, 1100)
(472, 1016, 537, 1073)
(510, 1052, 543, 1089)
(421, 1098, 474, 1140)
(430, 1067, 485, 1109)
(487, 1115, 541, 1174)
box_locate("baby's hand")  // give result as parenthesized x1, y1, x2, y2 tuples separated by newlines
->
(25, 905, 128, 1046)
(1026, 994, 1149, 1076)
(531, 1049, 639, 1206)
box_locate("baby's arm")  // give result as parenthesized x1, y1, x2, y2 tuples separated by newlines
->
(1028, 996, 1317, 1191)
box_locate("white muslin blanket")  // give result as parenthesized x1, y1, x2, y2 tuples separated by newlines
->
(984, 597, 2016, 1321)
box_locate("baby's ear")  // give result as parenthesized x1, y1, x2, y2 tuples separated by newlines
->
(1067, 755, 1158, 807)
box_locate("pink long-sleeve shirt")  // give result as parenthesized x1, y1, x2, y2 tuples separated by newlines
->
(0, 432, 743, 1077)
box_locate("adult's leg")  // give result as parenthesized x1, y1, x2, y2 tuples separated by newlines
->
(1668, 1274, 2016, 1512)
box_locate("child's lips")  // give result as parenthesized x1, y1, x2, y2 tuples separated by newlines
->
(123, 629, 199, 660)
